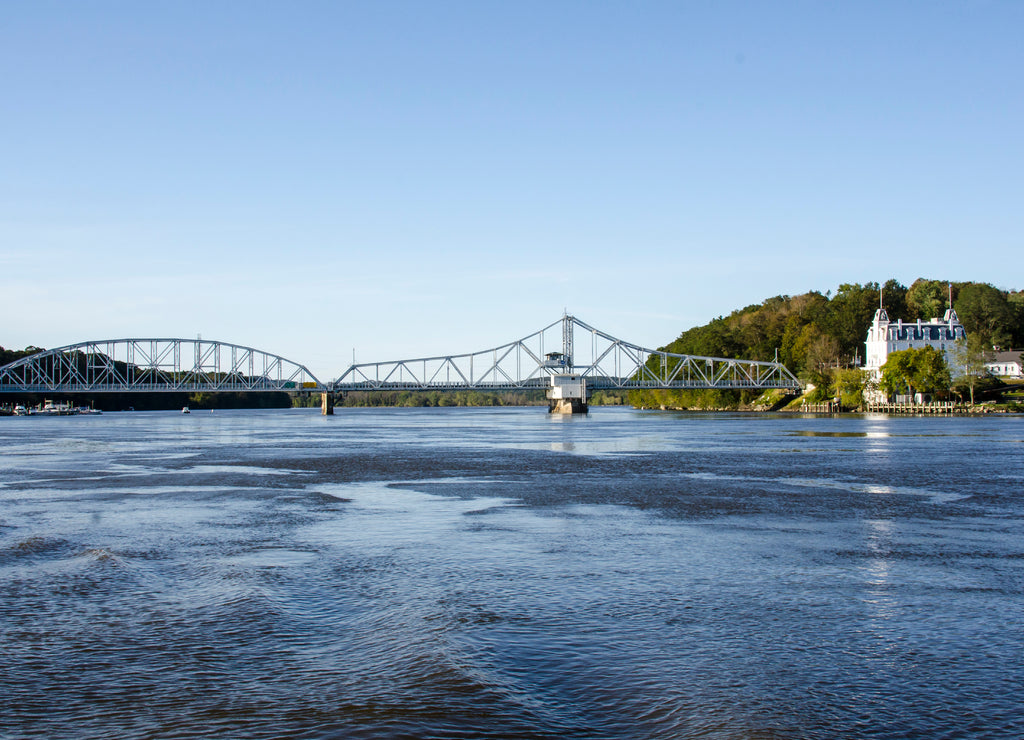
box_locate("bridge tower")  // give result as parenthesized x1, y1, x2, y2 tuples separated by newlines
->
(562, 311, 573, 366)
(546, 313, 588, 414)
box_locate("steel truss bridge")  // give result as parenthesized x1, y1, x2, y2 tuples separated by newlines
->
(334, 314, 800, 393)
(0, 339, 321, 394)
(0, 316, 801, 396)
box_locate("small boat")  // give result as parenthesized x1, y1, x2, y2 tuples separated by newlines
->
(182, 406, 191, 414)
(13, 405, 28, 416)
(40, 400, 78, 415)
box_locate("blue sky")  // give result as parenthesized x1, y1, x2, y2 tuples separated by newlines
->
(2, 1, 1022, 379)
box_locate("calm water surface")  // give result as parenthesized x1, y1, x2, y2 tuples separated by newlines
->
(2, 407, 1023, 739)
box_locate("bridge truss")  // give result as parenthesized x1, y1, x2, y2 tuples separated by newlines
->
(0, 318, 802, 397)
(334, 315, 801, 393)
(0, 339, 323, 394)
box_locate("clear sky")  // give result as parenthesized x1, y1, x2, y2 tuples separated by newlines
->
(2, 1, 1022, 380)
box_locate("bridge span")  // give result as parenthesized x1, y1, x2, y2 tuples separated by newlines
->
(1, 316, 801, 413)
(0, 339, 323, 395)
(332, 314, 800, 412)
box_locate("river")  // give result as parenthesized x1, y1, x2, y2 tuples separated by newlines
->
(2, 407, 1023, 739)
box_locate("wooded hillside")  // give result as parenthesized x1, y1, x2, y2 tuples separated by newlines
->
(662, 279, 1024, 378)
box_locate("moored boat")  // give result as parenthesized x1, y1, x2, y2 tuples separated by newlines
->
(40, 400, 78, 415)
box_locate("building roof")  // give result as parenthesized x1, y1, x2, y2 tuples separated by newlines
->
(988, 350, 1023, 364)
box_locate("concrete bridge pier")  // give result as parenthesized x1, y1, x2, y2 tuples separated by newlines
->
(321, 392, 334, 415)
(547, 375, 588, 414)
(549, 397, 588, 414)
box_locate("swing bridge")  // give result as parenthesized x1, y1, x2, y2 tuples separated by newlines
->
(0, 315, 801, 409)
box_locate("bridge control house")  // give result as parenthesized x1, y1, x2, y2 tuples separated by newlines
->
(543, 352, 588, 413)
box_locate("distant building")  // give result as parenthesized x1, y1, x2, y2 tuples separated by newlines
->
(864, 306, 967, 382)
(985, 350, 1023, 379)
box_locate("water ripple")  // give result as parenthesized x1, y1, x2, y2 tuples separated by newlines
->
(2, 409, 1024, 738)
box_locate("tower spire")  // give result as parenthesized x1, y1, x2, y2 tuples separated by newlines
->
(873, 282, 889, 324)
(944, 283, 959, 325)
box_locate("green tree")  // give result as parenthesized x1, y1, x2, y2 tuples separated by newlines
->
(879, 347, 951, 399)
(955, 283, 1015, 348)
(0, 345, 44, 366)
(949, 336, 989, 406)
(667, 316, 740, 359)
(880, 279, 910, 321)
(824, 282, 902, 361)
(776, 294, 829, 371)
(804, 333, 841, 390)
(906, 279, 951, 320)
(833, 368, 868, 410)
(781, 320, 819, 372)
(1007, 291, 1024, 347)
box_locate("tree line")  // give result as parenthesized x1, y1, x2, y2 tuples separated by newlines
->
(631, 278, 1023, 410)
(663, 279, 1023, 371)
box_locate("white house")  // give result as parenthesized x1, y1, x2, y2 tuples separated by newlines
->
(864, 306, 967, 382)
(985, 351, 1023, 379)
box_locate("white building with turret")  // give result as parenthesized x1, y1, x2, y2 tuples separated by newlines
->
(864, 306, 966, 381)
